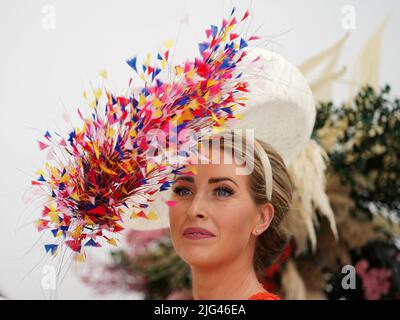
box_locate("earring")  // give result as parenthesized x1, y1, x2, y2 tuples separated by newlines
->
(255, 229, 259, 234)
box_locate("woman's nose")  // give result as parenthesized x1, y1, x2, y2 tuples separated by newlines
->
(187, 192, 209, 220)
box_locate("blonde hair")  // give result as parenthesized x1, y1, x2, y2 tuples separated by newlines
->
(200, 130, 293, 279)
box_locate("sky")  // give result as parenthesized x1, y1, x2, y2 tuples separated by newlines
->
(0, 0, 399, 299)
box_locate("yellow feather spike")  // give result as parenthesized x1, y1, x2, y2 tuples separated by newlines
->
(206, 79, 218, 87)
(154, 107, 163, 118)
(93, 88, 102, 101)
(188, 99, 199, 110)
(107, 238, 117, 246)
(130, 212, 138, 219)
(35, 169, 46, 176)
(146, 162, 156, 173)
(175, 66, 183, 75)
(99, 164, 117, 176)
(147, 211, 158, 220)
(60, 173, 70, 183)
(51, 167, 60, 178)
(84, 215, 95, 225)
(48, 211, 59, 223)
(163, 39, 173, 49)
(139, 94, 146, 106)
(153, 98, 162, 107)
(93, 143, 100, 160)
(181, 109, 193, 121)
(75, 254, 85, 263)
(70, 192, 80, 201)
(212, 96, 221, 103)
(212, 126, 224, 134)
(99, 69, 108, 79)
(106, 126, 115, 138)
(129, 128, 137, 138)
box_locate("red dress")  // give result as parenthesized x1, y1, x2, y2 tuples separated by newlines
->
(248, 292, 281, 300)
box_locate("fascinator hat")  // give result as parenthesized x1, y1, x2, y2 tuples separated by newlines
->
(124, 47, 316, 230)
(33, 8, 315, 257)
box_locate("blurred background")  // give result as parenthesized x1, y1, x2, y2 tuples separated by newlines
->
(0, 0, 399, 299)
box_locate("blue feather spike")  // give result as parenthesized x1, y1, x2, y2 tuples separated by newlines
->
(126, 56, 137, 72)
(239, 38, 248, 49)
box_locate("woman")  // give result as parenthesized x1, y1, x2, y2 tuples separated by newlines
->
(123, 47, 316, 300)
(168, 130, 292, 300)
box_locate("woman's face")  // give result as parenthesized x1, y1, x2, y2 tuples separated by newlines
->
(168, 149, 272, 270)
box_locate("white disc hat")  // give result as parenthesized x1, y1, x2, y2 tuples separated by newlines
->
(235, 47, 316, 167)
(122, 47, 316, 230)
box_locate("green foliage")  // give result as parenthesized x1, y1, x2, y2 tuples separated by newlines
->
(110, 238, 191, 299)
(138, 240, 191, 299)
(316, 85, 400, 217)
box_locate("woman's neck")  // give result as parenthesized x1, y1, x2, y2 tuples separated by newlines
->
(190, 254, 266, 300)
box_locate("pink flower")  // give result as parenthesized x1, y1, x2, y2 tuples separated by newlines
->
(166, 290, 193, 300)
(126, 229, 169, 257)
(355, 259, 369, 276)
(355, 260, 392, 300)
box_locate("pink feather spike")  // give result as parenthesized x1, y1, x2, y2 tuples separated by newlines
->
(241, 10, 249, 21)
(248, 35, 260, 41)
(165, 200, 177, 207)
(38, 141, 50, 150)
(60, 139, 67, 147)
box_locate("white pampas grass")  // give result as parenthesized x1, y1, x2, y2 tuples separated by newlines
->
(288, 140, 338, 252)
(281, 259, 307, 300)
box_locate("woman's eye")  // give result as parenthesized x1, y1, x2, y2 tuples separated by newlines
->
(172, 186, 234, 198)
(173, 186, 192, 197)
(214, 187, 234, 197)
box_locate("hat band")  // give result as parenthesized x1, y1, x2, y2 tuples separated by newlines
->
(254, 139, 273, 201)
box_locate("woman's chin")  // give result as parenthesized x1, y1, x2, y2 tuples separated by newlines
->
(178, 246, 220, 267)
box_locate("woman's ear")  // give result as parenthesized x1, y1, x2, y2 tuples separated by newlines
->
(253, 203, 274, 236)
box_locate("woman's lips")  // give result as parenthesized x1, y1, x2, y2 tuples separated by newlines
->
(183, 227, 216, 240)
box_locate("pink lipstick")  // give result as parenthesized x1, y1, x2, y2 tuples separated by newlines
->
(183, 227, 215, 240)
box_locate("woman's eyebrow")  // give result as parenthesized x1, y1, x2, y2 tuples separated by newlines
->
(208, 177, 238, 187)
(175, 176, 195, 183)
(174, 176, 238, 187)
